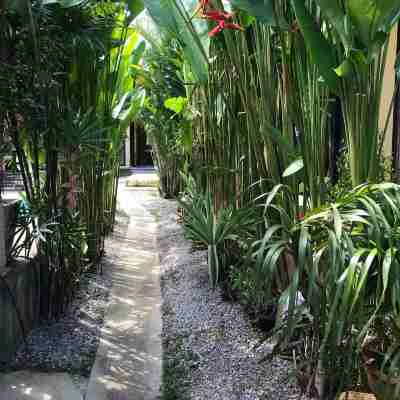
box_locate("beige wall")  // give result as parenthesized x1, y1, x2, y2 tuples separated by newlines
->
(381, 26, 398, 158)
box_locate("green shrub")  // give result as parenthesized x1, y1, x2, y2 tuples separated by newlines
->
(179, 180, 256, 288)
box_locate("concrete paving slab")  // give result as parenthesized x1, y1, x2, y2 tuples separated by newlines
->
(125, 168, 159, 188)
(86, 187, 161, 400)
(0, 371, 82, 400)
(338, 393, 376, 400)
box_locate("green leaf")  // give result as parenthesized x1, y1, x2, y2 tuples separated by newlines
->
(143, 0, 176, 29)
(230, 0, 289, 28)
(144, 0, 209, 83)
(113, 89, 145, 127)
(5, 0, 26, 12)
(282, 158, 304, 178)
(334, 59, 353, 78)
(267, 126, 295, 153)
(348, 0, 400, 47)
(122, 30, 139, 57)
(181, 121, 193, 154)
(264, 184, 284, 209)
(381, 248, 395, 302)
(131, 41, 146, 66)
(127, 0, 144, 20)
(332, 205, 342, 239)
(240, 11, 256, 28)
(313, 0, 351, 50)
(164, 96, 187, 114)
(291, 0, 340, 93)
(112, 92, 130, 120)
(349, 248, 377, 314)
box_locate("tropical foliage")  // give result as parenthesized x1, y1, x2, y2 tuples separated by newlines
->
(3, 0, 400, 397)
(0, 0, 145, 317)
(136, 38, 190, 197)
(142, 0, 400, 398)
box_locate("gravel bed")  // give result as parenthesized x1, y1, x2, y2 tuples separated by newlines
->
(156, 198, 310, 400)
(4, 264, 112, 396)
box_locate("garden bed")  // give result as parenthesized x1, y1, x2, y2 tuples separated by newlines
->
(1, 265, 112, 397)
(157, 198, 309, 400)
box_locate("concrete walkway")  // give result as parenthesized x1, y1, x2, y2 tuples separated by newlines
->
(124, 167, 159, 188)
(0, 371, 83, 400)
(0, 186, 162, 400)
(86, 187, 162, 400)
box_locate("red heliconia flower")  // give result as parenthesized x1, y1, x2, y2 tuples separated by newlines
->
(194, 0, 244, 37)
(208, 20, 244, 37)
(202, 8, 234, 21)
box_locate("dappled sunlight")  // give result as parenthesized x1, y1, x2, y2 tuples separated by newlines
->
(0, 372, 82, 400)
(1, 0, 399, 397)
(86, 188, 161, 400)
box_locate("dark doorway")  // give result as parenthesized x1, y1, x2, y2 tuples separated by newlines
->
(130, 123, 153, 167)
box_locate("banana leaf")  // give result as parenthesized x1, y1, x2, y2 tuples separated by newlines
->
(291, 0, 340, 93)
(144, 0, 209, 83)
(230, 0, 289, 28)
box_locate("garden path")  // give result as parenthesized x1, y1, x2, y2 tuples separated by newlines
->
(0, 371, 83, 400)
(122, 166, 159, 188)
(0, 184, 162, 400)
(86, 185, 162, 400)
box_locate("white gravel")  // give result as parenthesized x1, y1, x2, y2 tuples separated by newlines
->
(155, 198, 309, 400)
(4, 264, 112, 396)
(2, 192, 310, 399)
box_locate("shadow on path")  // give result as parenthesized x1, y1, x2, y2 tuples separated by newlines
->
(86, 186, 161, 400)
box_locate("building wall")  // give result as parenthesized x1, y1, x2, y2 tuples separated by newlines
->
(0, 259, 41, 363)
(381, 26, 398, 159)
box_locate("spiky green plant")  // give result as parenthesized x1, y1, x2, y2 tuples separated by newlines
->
(179, 182, 256, 287)
(253, 183, 400, 397)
